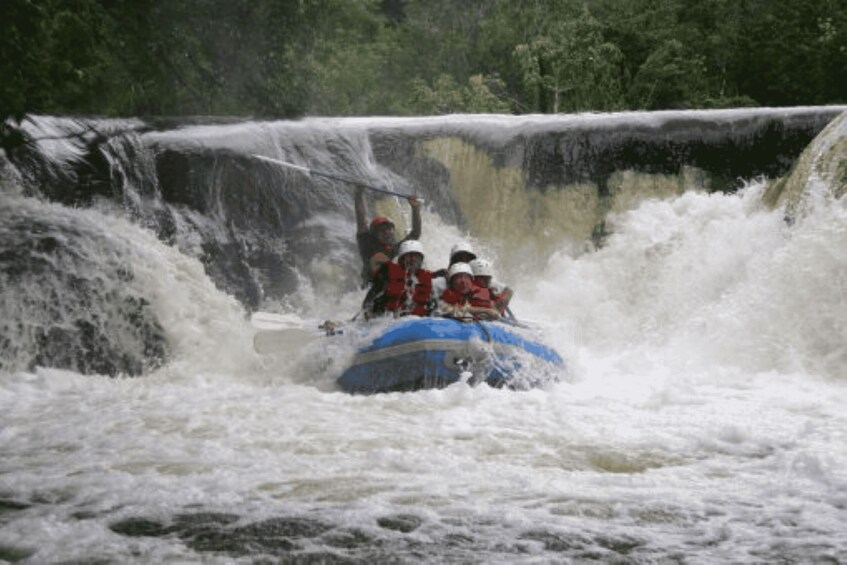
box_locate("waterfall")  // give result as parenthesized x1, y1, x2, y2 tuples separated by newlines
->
(1, 107, 844, 375)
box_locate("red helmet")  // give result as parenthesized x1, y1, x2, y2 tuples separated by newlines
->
(369, 217, 394, 231)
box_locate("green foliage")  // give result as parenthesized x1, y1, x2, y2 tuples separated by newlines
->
(514, 12, 625, 112)
(409, 74, 465, 114)
(1, 0, 114, 118)
(300, 0, 396, 115)
(464, 74, 512, 113)
(2, 0, 846, 144)
(629, 39, 708, 109)
(733, 0, 847, 106)
(1, 0, 47, 120)
(409, 73, 510, 114)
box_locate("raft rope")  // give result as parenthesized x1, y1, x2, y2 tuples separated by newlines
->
(473, 319, 492, 343)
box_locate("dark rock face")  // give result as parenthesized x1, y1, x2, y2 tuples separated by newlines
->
(515, 115, 814, 194)
(369, 109, 842, 195)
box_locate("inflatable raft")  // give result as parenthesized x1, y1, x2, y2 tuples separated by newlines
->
(337, 317, 563, 393)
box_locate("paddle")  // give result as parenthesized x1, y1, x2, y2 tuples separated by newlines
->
(253, 327, 322, 354)
(252, 155, 424, 202)
(250, 312, 324, 354)
(501, 307, 535, 330)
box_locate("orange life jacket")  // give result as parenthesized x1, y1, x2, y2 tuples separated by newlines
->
(381, 262, 433, 317)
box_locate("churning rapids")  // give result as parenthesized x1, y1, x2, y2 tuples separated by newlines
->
(1, 108, 846, 562)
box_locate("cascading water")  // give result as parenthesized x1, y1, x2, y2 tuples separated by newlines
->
(1, 108, 845, 562)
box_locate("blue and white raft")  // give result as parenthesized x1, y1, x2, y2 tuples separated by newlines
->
(337, 317, 564, 393)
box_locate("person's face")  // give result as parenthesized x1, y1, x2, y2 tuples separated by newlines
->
(451, 252, 475, 265)
(400, 252, 423, 272)
(474, 275, 491, 288)
(450, 273, 473, 294)
(374, 224, 395, 245)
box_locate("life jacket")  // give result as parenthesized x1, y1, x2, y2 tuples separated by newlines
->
(379, 261, 433, 317)
(440, 285, 495, 310)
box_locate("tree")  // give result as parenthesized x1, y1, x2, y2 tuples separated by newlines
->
(734, 0, 847, 106)
(408, 73, 510, 114)
(629, 39, 709, 109)
(514, 11, 625, 113)
(1, 0, 125, 153)
(2, 0, 846, 135)
(296, 0, 398, 115)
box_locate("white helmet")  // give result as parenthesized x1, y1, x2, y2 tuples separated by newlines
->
(470, 258, 493, 277)
(449, 241, 476, 261)
(397, 239, 424, 260)
(447, 262, 473, 280)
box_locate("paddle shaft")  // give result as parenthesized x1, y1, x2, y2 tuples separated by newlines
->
(253, 154, 422, 201)
(504, 306, 532, 329)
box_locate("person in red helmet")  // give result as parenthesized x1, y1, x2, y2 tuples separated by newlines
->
(437, 262, 500, 321)
(363, 240, 435, 319)
(356, 186, 422, 287)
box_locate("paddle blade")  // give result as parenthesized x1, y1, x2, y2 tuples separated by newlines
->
(250, 311, 304, 330)
(253, 328, 321, 354)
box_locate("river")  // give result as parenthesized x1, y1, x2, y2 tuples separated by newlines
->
(1, 109, 845, 562)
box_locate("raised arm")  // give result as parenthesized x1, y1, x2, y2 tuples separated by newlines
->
(407, 195, 422, 240)
(355, 187, 368, 234)
(369, 251, 391, 278)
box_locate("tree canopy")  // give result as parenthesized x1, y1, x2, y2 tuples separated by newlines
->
(2, 0, 845, 136)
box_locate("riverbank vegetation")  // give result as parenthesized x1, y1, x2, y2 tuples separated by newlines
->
(3, 0, 845, 130)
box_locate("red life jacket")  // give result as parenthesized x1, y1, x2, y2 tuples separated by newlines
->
(440, 285, 495, 310)
(382, 262, 433, 317)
